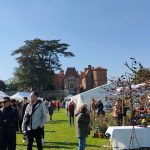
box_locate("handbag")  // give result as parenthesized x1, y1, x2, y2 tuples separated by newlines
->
(88, 126, 91, 135)
(24, 100, 42, 128)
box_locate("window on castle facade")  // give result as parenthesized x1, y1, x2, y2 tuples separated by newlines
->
(69, 83, 74, 89)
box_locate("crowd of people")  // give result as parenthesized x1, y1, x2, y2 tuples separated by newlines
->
(111, 97, 150, 126)
(0, 92, 47, 150)
(0, 92, 92, 150)
(0, 91, 64, 150)
(2, 92, 149, 150)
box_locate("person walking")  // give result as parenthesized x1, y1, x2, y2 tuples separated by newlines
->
(22, 91, 47, 150)
(90, 97, 95, 114)
(19, 97, 29, 133)
(96, 99, 105, 125)
(76, 103, 90, 150)
(11, 99, 21, 131)
(56, 100, 61, 111)
(0, 97, 18, 150)
(68, 101, 75, 126)
(96, 99, 104, 115)
(48, 101, 54, 122)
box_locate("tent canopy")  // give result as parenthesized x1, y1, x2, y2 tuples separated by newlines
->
(10, 92, 43, 102)
(64, 94, 73, 101)
(10, 92, 31, 101)
(71, 82, 117, 111)
(0, 91, 9, 102)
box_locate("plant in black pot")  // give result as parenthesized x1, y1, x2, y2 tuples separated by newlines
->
(93, 124, 107, 138)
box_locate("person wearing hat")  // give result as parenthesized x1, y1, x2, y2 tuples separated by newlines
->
(0, 96, 18, 150)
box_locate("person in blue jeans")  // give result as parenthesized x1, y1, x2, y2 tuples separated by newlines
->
(76, 103, 90, 150)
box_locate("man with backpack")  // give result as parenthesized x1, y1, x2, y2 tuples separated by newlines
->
(22, 91, 47, 150)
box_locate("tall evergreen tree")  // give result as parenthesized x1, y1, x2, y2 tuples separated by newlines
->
(132, 68, 150, 84)
(11, 39, 75, 90)
(124, 58, 150, 84)
(0, 80, 6, 91)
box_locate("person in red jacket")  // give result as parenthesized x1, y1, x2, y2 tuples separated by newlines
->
(68, 101, 75, 126)
(56, 101, 61, 111)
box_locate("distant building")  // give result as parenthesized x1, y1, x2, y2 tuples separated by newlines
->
(64, 67, 80, 96)
(80, 65, 107, 91)
(53, 65, 107, 97)
(53, 70, 64, 90)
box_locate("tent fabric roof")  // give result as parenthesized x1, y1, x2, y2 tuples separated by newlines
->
(0, 91, 8, 97)
(10, 92, 43, 102)
(115, 83, 146, 94)
(10, 92, 31, 101)
(0, 91, 9, 102)
(64, 94, 73, 101)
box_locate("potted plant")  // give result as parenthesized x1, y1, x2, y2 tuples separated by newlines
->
(141, 118, 148, 127)
(93, 124, 107, 138)
(91, 113, 109, 138)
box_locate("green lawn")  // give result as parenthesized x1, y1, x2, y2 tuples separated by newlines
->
(16, 109, 109, 150)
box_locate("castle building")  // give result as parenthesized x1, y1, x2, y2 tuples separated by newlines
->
(80, 65, 107, 91)
(53, 70, 64, 90)
(53, 65, 107, 97)
(64, 67, 80, 96)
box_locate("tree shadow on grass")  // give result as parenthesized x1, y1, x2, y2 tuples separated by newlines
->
(44, 130, 56, 133)
(17, 144, 150, 150)
(17, 143, 71, 149)
(44, 141, 78, 146)
(44, 141, 100, 149)
(43, 145, 72, 149)
(17, 144, 26, 147)
(44, 141, 77, 149)
(49, 119, 68, 124)
(16, 131, 23, 134)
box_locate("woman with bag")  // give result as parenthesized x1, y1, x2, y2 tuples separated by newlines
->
(76, 103, 90, 150)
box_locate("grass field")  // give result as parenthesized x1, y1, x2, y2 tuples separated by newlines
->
(16, 108, 109, 150)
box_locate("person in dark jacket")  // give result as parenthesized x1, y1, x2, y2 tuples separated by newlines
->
(0, 97, 18, 150)
(48, 101, 54, 122)
(76, 103, 90, 150)
(96, 99, 104, 115)
(19, 97, 29, 133)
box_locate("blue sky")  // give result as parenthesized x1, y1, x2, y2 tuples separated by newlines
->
(0, 0, 150, 81)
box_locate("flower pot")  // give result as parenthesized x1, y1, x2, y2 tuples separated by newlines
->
(93, 132, 99, 138)
(93, 132, 104, 138)
(98, 132, 104, 138)
(142, 123, 148, 127)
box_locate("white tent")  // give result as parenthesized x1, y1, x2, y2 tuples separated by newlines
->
(10, 92, 43, 102)
(64, 94, 73, 101)
(71, 82, 117, 111)
(0, 91, 9, 102)
(10, 92, 31, 101)
(115, 83, 147, 97)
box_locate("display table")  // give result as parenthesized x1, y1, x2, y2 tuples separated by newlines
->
(105, 126, 150, 150)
